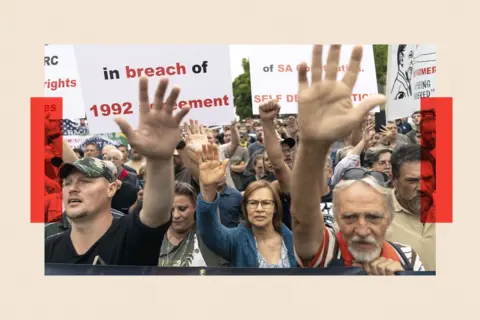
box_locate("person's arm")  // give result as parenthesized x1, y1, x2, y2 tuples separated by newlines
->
(230, 162, 247, 173)
(346, 123, 373, 157)
(350, 122, 363, 146)
(259, 101, 292, 193)
(115, 77, 190, 228)
(292, 45, 386, 264)
(195, 143, 236, 260)
(196, 192, 238, 260)
(331, 154, 360, 186)
(226, 121, 240, 157)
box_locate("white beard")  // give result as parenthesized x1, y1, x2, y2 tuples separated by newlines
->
(348, 245, 381, 263)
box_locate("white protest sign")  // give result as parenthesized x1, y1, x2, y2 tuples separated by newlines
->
(44, 45, 86, 119)
(386, 44, 436, 120)
(73, 45, 235, 134)
(249, 45, 379, 114)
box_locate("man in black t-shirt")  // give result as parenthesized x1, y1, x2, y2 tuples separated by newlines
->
(45, 77, 191, 266)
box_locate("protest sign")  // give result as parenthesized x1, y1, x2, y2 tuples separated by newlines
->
(44, 45, 86, 119)
(64, 133, 127, 151)
(249, 45, 379, 114)
(73, 45, 235, 134)
(386, 44, 436, 120)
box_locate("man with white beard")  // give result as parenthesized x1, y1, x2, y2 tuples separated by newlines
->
(290, 44, 424, 275)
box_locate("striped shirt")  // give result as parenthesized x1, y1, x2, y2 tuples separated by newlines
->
(295, 224, 425, 271)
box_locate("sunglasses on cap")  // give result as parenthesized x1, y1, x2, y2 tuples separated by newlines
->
(341, 168, 390, 187)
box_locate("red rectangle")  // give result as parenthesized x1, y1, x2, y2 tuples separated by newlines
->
(31, 97, 63, 223)
(420, 97, 452, 223)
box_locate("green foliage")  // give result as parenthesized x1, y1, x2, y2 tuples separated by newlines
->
(373, 44, 388, 92)
(232, 58, 253, 120)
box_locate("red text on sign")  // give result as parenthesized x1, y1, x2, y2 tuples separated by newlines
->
(90, 102, 133, 117)
(125, 63, 187, 78)
(44, 78, 77, 91)
(149, 95, 231, 110)
(414, 66, 436, 77)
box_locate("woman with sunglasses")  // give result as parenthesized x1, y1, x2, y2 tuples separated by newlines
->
(158, 180, 224, 267)
(196, 143, 297, 268)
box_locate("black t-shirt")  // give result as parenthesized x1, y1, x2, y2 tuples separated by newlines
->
(111, 182, 138, 215)
(45, 211, 169, 266)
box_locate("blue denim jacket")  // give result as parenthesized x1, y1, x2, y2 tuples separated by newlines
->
(196, 192, 298, 268)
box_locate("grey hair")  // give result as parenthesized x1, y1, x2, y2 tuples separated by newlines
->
(332, 176, 395, 223)
(103, 160, 118, 176)
(336, 146, 353, 163)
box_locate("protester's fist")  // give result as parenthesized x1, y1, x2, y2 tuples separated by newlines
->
(114, 77, 190, 161)
(296, 45, 386, 145)
(362, 257, 404, 276)
(259, 100, 281, 121)
(196, 144, 229, 187)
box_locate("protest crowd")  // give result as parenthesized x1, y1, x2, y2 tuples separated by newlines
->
(44, 45, 436, 275)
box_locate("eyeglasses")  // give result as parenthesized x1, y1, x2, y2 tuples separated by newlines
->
(341, 168, 390, 187)
(246, 200, 275, 209)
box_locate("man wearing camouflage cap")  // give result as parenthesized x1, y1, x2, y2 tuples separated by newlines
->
(45, 77, 191, 265)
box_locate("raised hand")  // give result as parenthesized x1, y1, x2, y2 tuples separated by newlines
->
(297, 45, 386, 145)
(259, 100, 281, 122)
(196, 144, 229, 187)
(380, 125, 393, 141)
(362, 124, 375, 141)
(286, 116, 298, 136)
(114, 77, 190, 161)
(184, 119, 209, 153)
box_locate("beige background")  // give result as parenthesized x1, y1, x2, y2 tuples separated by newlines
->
(0, 0, 474, 318)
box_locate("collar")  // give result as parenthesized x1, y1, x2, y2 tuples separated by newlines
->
(118, 168, 128, 180)
(391, 189, 415, 216)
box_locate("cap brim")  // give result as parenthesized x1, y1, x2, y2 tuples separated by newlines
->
(59, 162, 84, 180)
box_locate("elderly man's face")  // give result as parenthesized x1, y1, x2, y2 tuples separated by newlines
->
(335, 182, 391, 263)
(103, 150, 124, 172)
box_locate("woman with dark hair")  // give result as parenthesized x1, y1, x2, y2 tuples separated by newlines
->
(196, 144, 297, 268)
(158, 181, 223, 267)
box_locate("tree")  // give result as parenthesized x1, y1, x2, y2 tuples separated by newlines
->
(373, 44, 388, 94)
(232, 58, 253, 120)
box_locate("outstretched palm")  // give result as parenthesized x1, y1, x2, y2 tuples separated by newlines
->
(114, 77, 190, 160)
(297, 45, 386, 144)
(196, 144, 229, 187)
(184, 119, 209, 153)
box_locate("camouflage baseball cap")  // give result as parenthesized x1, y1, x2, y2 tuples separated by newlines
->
(59, 157, 116, 183)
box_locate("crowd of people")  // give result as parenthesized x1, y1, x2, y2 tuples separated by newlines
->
(44, 45, 436, 275)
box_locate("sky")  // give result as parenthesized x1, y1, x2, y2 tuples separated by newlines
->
(229, 45, 252, 81)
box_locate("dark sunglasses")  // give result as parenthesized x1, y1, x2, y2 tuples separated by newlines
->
(341, 168, 390, 187)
